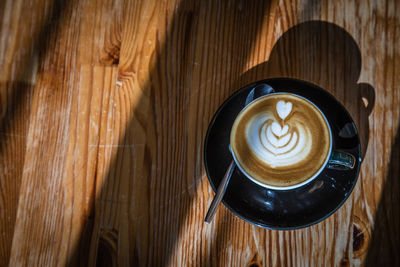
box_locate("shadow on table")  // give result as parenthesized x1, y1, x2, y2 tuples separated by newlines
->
(68, 0, 272, 266)
(209, 21, 378, 264)
(365, 124, 400, 266)
(237, 20, 375, 159)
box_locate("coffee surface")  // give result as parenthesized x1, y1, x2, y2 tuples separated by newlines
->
(230, 93, 331, 187)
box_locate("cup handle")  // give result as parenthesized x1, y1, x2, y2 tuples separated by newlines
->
(327, 151, 356, 170)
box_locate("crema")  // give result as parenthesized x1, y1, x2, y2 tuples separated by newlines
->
(230, 93, 331, 187)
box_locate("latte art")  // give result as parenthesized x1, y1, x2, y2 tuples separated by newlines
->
(247, 101, 312, 168)
(230, 93, 331, 188)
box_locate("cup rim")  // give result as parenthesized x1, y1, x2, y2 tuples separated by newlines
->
(230, 92, 333, 190)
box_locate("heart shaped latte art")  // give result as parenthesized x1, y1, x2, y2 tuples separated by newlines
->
(271, 122, 289, 137)
(245, 99, 313, 167)
(276, 101, 292, 120)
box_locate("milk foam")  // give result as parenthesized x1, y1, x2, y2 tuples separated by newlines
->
(276, 100, 292, 120)
(231, 93, 331, 187)
(246, 101, 312, 168)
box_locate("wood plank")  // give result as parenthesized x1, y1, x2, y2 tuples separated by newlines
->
(0, 81, 33, 266)
(0, 0, 53, 264)
(7, 0, 122, 265)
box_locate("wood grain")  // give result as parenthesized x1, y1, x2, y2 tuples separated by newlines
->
(0, 0, 61, 264)
(0, 0, 399, 266)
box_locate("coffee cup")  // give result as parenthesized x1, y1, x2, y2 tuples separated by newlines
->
(230, 85, 355, 190)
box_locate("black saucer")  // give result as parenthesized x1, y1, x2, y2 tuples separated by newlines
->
(204, 78, 361, 229)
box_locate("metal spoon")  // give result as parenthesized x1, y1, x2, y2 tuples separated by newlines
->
(204, 84, 274, 223)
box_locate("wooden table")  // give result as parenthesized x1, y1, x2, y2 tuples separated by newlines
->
(0, 0, 399, 266)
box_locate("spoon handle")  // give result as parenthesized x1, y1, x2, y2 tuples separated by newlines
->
(204, 160, 236, 223)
